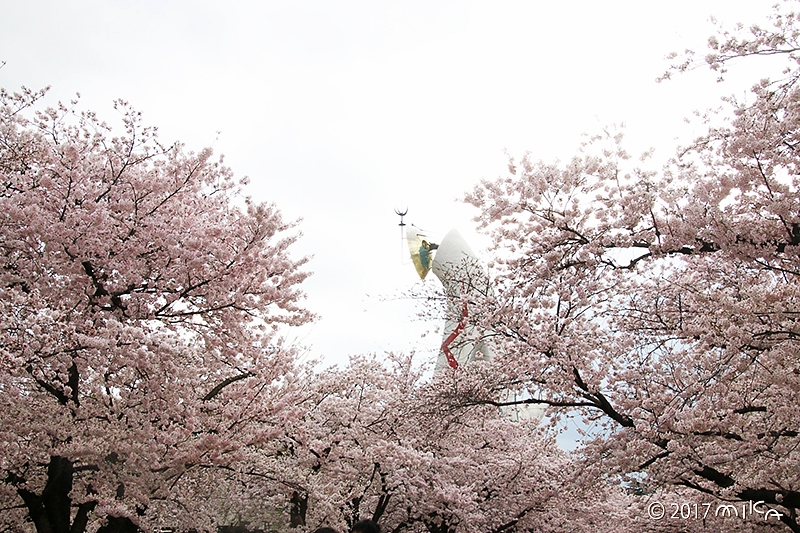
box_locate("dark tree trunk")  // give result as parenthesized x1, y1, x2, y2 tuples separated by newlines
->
(95, 516, 140, 533)
(289, 491, 308, 528)
(13, 455, 111, 533)
(16, 456, 86, 533)
(372, 473, 391, 524)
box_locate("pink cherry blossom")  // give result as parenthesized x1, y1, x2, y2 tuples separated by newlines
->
(0, 89, 313, 532)
(461, 4, 800, 531)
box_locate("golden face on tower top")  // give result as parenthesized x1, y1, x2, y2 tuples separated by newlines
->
(406, 227, 436, 280)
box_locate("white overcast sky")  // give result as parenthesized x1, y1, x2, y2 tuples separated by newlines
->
(0, 1, 780, 369)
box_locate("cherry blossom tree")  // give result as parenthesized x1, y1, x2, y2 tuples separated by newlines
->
(0, 87, 313, 532)
(236, 353, 666, 533)
(392, 378, 588, 533)
(459, 3, 800, 532)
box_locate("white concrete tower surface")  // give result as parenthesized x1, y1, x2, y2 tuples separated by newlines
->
(406, 225, 543, 422)
(430, 228, 493, 373)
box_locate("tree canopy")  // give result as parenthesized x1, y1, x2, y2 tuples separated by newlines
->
(5, 2, 800, 532)
(0, 88, 313, 532)
(459, 3, 800, 532)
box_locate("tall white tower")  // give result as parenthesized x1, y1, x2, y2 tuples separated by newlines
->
(405, 225, 543, 422)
